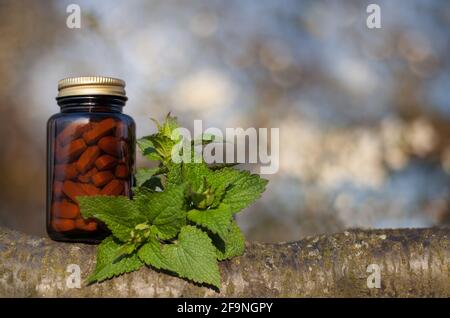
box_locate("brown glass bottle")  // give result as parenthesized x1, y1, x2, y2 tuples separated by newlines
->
(47, 77, 135, 243)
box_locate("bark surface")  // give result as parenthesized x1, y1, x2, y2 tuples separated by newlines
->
(0, 226, 448, 297)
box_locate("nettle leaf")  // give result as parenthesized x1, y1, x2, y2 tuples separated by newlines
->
(151, 135, 175, 161)
(85, 114, 269, 289)
(208, 179, 229, 208)
(88, 236, 143, 283)
(182, 163, 267, 213)
(134, 184, 186, 240)
(135, 167, 162, 188)
(78, 196, 146, 242)
(182, 162, 212, 191)
(137, 115, 181, 164)
(165, 162, 182, 188)
(213, 220, 245, 261)
(137, 137, 160, 161)
(211, 167, 268, 213)
(139, 225, 221, 288)
(137, 228, 169, 270)
(182, 163, 228, 208)
(113, 242, 139, 261)
(187, 204, 234, 240)
(159, 114, 180, 139)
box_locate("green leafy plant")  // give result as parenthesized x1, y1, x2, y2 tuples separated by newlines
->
(78, 114, 268, 288)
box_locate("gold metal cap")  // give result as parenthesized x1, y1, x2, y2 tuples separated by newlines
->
(57, 76, 126, 98)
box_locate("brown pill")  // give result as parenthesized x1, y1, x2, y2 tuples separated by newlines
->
(91, 171, 115, 187)
(75, 218, 98, 231)
(53, 181, 64, 197)
(95, 155, 118, 171)
(76, 146, 100, 173)
(52, 200, 80, 219)
(52, 218, 75, 232)
(98, 136, 122, 156)
(100, 179, 124, 196)
(80, 183, 101, 195)
(54, 163, 79, 180)
(83, 118, 116, 145)
(56, 138, 87, 163)
(114, 164, 129, 178)
(77, 167, 98, 183)
(62, 181, 86, 203)
(57, 122, 91, 146)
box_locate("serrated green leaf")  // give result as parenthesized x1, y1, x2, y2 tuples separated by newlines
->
(182, 162, 228, 208)
(112, 242, 138, 261)
(78, 196, 146, 242)
(137, 228, 169, 270)
(139, 115, 181, 164)
(211, 168, 268, 213)
(138, 225, 221, 288)
(151, 135, 175, 160)
(165, 162, 182, 188)
(159, 114, 180, 139)
(137, 137, 161, 161)
(208, 180, 229, 208)
(181, 164, 266, 212)
(213, 220, 245, 260)
(164, 226, 221, 287)
(137, 136, 153, 152)
(187, 204, 233, 240)
(134, 184, 186, 239)
(182, 162, 212, 191)
(135, 167, 161, 188)
(87, 236, 143, 283)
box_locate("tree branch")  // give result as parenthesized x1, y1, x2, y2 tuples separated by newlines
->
(0, 226, 448, 297)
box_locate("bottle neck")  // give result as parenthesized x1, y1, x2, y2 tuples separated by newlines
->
(56, 95, 127, 113)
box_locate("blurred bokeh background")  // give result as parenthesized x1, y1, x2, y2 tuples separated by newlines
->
(0, 0, 449, 242)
